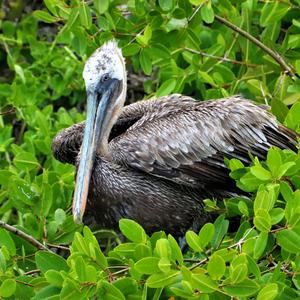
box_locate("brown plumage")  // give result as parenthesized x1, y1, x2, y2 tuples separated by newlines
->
(52, 93, 298, 237)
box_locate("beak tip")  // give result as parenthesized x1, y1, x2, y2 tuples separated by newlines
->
(73, 211, 83, 224)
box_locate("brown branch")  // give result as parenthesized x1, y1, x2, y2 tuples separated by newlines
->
(214, 15, 297, 79)
(184, 47, 258, 67)
(46, 243, 70, 251)
(0, 221, 51, 252)
(0, 107, 16, 116)
(24, 269, 41, 276)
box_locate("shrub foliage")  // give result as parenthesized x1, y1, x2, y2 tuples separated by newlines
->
(1, 0, 300, 299)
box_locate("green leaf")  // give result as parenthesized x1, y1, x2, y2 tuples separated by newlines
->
(246, 254, 261, 279)
(158, 257, 171, 273)
(223, 279, 260, 297)
(0, 250, 6, 273)
(277, 228, 300, 253)
(267, 148, 282, 176)
(44, 0, 58, 16)
(33, 10, 58, 23)
(60, 278, 81, 300)
(35, 251, 69, 273)
(13, 152, 39, 170)
(257, 283, 278, 300)
(156, 79, 176, 97)
(250, 165, 272, 181)
(230, 264, 248, 284)
(0, 229, 16, 255)
(155, 238, 171, 258)
(122, 43, 140, 56)
(113, 278, 138, 296)
(260, 2, 290, 27)
(254, 232, 268, 259)
(45, 270, 64, 288)
(74, 255, 88, 282)
(54, 208, 66, 226)
(94, 0, 109, 14)
(277, 162, 296, 178)
(34, 286, 60, 299)
(269, 208, 285, 224)
(168, 234, 183, 265)
(65, 7, 79, 31)
(211, 215, 229, 248)
(207, 255, 225, 280)
(285, 102, 300, 130)
(146, 270, 180, 288)
(254, 184, 279, 213)
(189, 0, 205, 5)
(119, 219, 147, 243)
(159, 0, 174, 11)
(191, 274, 218, 293)
(79, 3, 92, 29)
(201, 2, 214, 23)
(14, 65, 26, 83)
(185, 231, 203, 252)
(254, 209, 271, 232)
(139, 49, 152, 75)
(0, 279, 16, 298)
(134, 243, 152, 260)
(134, 257, 160, 274)
(198, 223, 215, 249)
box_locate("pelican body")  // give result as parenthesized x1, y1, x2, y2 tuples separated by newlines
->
(52, 41, 298, 237)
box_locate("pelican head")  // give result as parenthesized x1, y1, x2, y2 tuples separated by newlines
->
(73, 40, 127, 224)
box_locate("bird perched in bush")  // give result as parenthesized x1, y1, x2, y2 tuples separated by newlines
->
(52, 41, 298, 237)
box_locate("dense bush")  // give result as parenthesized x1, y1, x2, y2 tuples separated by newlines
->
(1, 0, 300, 298)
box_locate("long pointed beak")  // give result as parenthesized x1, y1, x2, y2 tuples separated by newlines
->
(72, 88, 112, 224)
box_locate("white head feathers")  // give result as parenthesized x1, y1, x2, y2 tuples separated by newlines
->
(83, 40, 126, 91)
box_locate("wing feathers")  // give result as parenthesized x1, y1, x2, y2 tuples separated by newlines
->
(110, 95, 298, 188)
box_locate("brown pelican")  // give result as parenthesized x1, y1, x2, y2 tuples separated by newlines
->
(52, 41, 298, 237)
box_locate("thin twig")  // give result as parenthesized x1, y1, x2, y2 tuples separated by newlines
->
(214, 15, 297, 79)
(0, 107, 16, 116)
(0, 221, 50, 252)
(190, 258, 208, 270)
(24, 269, 41, 276)
(184, 47, 258, 67)
(47, 243, 70, 251)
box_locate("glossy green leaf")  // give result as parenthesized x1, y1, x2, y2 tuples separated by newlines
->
(257, 283, 278, 300)
(159, 0, 174, 11)
(13, 152, 39, 170)
(122, 43, 140, 56)
(35, 251, 69, 273)
(250, 166, 272, 181)
(191, 274, 218, 293)
(119, 219, 147, 243)
(33, 10, 58, 23)
(207, 255, 225, 280)
(0, 229, 16, 255)
(223, 279, 260, 297)
(254, 232, 268, 259)
(156, 78, 177, 97)
(198, 223, 215, 249)
(0, 279, 16, 298)
(277, 228, 300, 253)
(79, 3, 92, 29)
(134, 257, 160, 274)
(94, 0, 109, 14)
(146, 270, 180, 288)
(185, 231, 203, 252)
(201, 2, 214, 23)
(254, 209, 272, 232)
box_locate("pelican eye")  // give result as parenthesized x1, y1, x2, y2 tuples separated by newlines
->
(101, 73, 110, 83)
